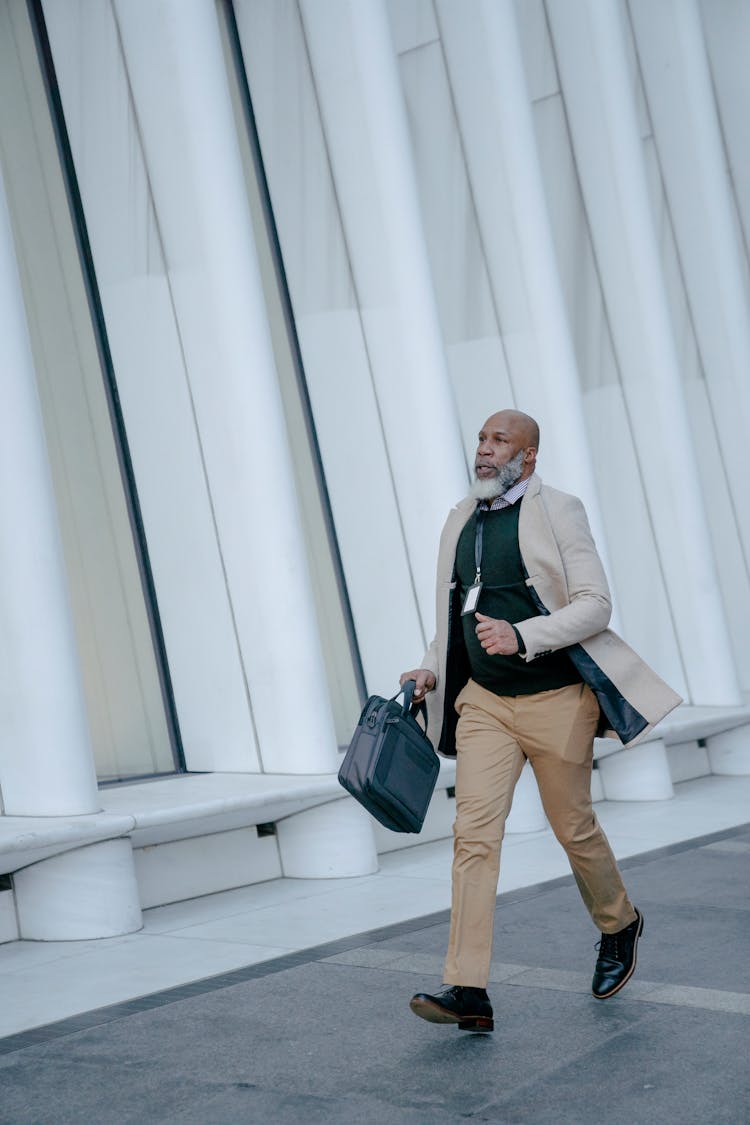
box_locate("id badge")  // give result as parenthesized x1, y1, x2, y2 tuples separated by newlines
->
(461, 582, 482, 616)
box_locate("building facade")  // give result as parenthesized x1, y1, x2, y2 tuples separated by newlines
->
(1, 0, 749, 942)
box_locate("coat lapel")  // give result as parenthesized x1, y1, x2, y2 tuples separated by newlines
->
(517, 474, 570, 612)
(437, 496, 476, 582)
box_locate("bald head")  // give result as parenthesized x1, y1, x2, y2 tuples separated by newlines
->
(472, 409, 539, 499)
(484, 410, 539, 452)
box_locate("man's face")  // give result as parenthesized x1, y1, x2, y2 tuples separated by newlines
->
(474, 412, 534, 491)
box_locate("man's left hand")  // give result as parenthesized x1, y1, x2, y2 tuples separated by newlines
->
(475, 613, 519, 655)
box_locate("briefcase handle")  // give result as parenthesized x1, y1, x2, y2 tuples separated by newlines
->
(395, 679, 428, 733)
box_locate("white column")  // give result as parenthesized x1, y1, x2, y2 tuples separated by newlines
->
(43, 0, 268, 777)
(434, 0, 612, 570)
(597, 739, 674, 801)
(630, 0, 750, 550)
(546, 0, 741, 706)
(0, 167, 137, 937)
(14, 840, 142, 940)
(299, 0, 468, 633)
(112, 0, 339, 775)
(0, 167, 99, 818)
(698, 0, 750, 256)
(706, 726, 750, 776)
(505, 763, 547, 834)
(277, 799, 379, 878)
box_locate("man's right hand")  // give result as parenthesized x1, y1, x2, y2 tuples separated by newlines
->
(399, 669, 436, 702)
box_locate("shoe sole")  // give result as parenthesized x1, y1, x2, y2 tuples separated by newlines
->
(409, 996, 494, 1032)
(592, 909, 644, 1000)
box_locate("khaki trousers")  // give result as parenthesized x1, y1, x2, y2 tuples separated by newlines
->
(443, 678, 636, 988)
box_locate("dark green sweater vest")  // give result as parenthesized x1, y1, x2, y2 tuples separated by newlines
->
(456, 504, 581, 697)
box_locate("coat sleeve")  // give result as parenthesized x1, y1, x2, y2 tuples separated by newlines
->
(420, 636, 440, 679)
(515, 494, 612, 661)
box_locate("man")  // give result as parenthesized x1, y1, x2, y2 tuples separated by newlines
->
(401, 410, 681, 1033)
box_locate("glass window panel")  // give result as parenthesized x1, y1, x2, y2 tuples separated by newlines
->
(219, 0, 365, 745)
(0, 0, 177, 780)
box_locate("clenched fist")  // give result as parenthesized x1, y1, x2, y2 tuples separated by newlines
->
(474, 613, 519, 656)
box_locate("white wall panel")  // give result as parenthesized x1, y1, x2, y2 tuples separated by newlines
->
(219, 13, 363, 746)
(513, 0, 559, 102)
(640, 138, 750, 688)
(235, 0, 426, 682)
(531, 97, 620, 394)
(399, 42, 497, 350)
(628, 0, 750, 680)
(103, 280, 264, 769)
(0, 0, 178, 782)
(43, 0, 262, 772)
(631, 2, 750, 692)
(110, 0, 338, 774)
(434, 0, 612, 569)
(684, 378, 750, 689)
(699, 0, 750, 267)
(445, 340, 516, 464)
(232, 1, 356, 321)
(386, 0, 439, 54)
(546, 0, 740, 705)
(0, 162, 100, 815)
(298, 0, 468, 639)
(530, 93, 682, 664)
(583, 386, 688, 697)
(296, 311, 426, 688)
(396, 36, 516, 464)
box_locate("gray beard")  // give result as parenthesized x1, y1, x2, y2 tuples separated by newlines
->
(470, 449, 525, 501)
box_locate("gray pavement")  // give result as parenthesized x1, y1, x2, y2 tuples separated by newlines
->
(1, 824, 748, 1125)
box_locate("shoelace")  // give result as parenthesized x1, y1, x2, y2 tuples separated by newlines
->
(596, 931, 621, 960)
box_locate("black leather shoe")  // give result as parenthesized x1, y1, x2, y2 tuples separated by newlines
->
(592, 908, 644, 999)
(409, 985, 494, 1032)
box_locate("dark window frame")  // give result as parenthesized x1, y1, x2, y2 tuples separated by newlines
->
(27, 0, 186, 778)
(219, 0, 368, 710)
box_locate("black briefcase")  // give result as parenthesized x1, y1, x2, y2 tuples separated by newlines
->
(338, 680, 440, 833)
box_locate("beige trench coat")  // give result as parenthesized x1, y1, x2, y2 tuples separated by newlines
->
(420, 473, 682, 756)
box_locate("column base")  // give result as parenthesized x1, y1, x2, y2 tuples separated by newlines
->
(706, 724, 750, 775)
(506, 762, 547, 834)
(666, 739, 710, 783)
(598, 738, 674, 801)
(0, 888, 19, 943)
(590, 768, 605, 803)
(276, 797, 378, 878)
(14, 838, 142, 940)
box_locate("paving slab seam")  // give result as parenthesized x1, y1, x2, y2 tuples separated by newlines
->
(321, 950, 750, 1015)
(1, 821, 747, 1056)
